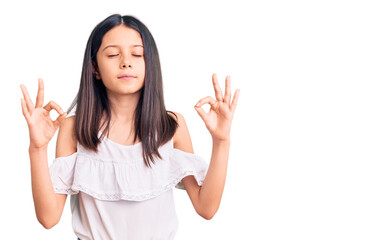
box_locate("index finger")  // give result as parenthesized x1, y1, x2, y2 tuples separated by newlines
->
(35, 78, 44, 108)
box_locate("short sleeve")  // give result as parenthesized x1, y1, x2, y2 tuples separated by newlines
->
(47, 139, 209, 200)
(169, 149, 209, 190)
(66, 104, 76, 118)
(49, 152, 78, 195)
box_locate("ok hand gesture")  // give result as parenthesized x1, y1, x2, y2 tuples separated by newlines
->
(194, 74, 240, 142)
(20, 79, 67, 150)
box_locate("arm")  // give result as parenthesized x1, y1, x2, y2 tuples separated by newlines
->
(170, 114, 231, 220)
(29, 147, 65, 229)
(20, 79, 71, 229)
(193, 73, 240, 219)
(29, 116, 76, 229)
(198, 139, 230, 220)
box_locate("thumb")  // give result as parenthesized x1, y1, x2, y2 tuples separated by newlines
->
(53, 112, 67, 129)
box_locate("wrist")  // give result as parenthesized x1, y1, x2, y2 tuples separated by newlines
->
(29, 145, 48, 153)
(212, 137, 231, 145)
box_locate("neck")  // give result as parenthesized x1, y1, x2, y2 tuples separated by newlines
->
(105, 90, 141, 124)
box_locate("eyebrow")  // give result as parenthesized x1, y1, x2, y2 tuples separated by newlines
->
(103, 44, 144, 51)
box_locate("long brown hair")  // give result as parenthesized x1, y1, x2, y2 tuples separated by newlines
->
(66, 14, 178, 168)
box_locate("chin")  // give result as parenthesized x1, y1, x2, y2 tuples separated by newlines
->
(123, 88, 143, 95)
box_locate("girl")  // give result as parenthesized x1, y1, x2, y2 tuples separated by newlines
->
(20, 14, 239, 240)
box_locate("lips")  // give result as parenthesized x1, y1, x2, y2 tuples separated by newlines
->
(118, 74, 136, 80)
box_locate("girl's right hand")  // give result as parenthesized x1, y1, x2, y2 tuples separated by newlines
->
(20, 78, 67, 150)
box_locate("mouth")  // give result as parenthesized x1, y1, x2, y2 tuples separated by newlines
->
(118, 74, 136, 80)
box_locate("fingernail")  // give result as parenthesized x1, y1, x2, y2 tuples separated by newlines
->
(195, 102, 200, 107)
(60, 110, 64, 114)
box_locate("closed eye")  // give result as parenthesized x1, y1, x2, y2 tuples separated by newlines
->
(108, 54, 119, 57)
(132, 54, 143, 57)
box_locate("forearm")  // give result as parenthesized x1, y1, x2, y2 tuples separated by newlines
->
(29, 147, 58, 227)
(198, 139, 230, 218)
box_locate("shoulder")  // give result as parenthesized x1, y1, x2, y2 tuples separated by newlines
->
(167, 111, 194, 153)
(55, 115, 77, 158)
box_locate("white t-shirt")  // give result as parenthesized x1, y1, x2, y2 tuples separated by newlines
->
(49, 111, 208, 240)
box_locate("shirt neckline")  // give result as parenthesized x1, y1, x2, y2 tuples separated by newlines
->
(98, 131, 142, 148)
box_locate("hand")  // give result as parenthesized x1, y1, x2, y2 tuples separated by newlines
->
(194, 73, 240, 142)
(20, 79, 67, 150)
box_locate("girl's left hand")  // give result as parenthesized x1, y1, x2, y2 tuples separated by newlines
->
(194, 73, 240, 142)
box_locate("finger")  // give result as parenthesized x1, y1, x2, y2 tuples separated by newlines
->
(21, 98, 32, 126)
(43, 101, 65, 116)
(195, 96, 218, 111)
(230, 89, 240, 113)
(194, 102, 208, 122)
(212, 73, 223, 102)
(35, 78, 44, 108)
(53, 112, 68, 129)
(223, 76, 231, 104)
(20, 84, 35, 114)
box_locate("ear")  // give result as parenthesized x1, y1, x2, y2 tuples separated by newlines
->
(92, 61, 101, 80)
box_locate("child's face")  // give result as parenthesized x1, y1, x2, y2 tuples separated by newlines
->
(96, 25, 145, 96)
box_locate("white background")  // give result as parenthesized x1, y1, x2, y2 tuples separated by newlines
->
(1, 0, 391, 239)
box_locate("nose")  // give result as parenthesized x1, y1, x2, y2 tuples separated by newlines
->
(121, 63, 131, 68)
(120, 55, 132, 69)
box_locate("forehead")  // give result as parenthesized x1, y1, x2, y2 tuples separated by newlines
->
(101, 25, 143, 48)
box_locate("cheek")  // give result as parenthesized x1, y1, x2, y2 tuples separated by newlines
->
(137, 60, 146, 74)
(100, 62, 116, 76)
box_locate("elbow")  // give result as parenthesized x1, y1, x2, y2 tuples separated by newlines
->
(35, 201, 62, 229)
(42, 223, 54, 230)
(197, 199, 220, 220)
(202, 213, 214, 220)
(198, 207, 217, 220)
(38, 216, 59, 230)
(197, 191, 220, 220)
(201, 211, 215, 220)
(41, 220, 58, 230)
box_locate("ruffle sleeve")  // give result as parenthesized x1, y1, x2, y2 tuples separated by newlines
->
(170, 149, 209, 190)
(48, 139, 209, 201)
(49, 152, 78, 195)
